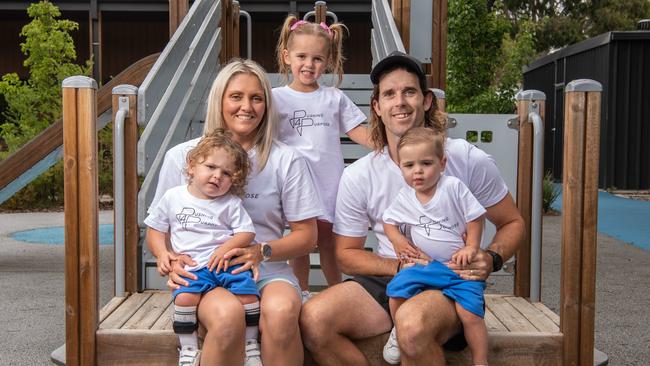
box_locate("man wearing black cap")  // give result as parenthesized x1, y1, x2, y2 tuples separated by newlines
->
(301, 51, 524, 365)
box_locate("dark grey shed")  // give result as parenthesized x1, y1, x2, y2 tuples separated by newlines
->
(523, 29, 650, 190)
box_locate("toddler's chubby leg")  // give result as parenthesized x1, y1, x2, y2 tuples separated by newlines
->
(455, 302, 488, 365)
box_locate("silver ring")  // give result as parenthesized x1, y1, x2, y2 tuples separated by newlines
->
(470, 270, 474, 276)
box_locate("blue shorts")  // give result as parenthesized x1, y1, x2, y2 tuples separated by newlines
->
(172, 264, 259, 300)
(386, 260, 486, 318)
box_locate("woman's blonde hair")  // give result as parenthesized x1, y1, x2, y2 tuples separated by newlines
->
(368, 65, 448, 152)
(204, 58, 276, 171)
(397, 127, 446, 161)
(185, 128, 250, 197)
(275, 14, 347, 87)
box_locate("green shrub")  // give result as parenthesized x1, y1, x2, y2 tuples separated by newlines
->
(542, 171, 560, 213)
(0, 1, 98, 210)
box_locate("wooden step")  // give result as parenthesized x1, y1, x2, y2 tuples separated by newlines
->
(96, 291, 562, 365)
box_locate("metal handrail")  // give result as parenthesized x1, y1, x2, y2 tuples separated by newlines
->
(113, 106, 127, 297)
(239, 9, 252, 59)
(528, 103, 544, 302)
(137, 0, 222, 224)
(371, 0, 405, 65)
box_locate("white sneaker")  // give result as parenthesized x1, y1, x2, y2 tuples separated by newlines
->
(383, 327, 400, 364)
(244, 339, 263, 366)
(301, 290, 315, 304)
(178, 346, 200, 366)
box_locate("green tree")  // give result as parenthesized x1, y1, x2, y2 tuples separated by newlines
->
(0, 1, 92, 209)
(587, 0, 650, 36)
(446, 0, 510, 112)
(0, 0, 91, 155)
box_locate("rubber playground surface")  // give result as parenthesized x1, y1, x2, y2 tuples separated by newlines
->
(551, 186, 650, 252)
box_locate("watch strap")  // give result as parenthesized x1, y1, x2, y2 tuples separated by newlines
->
(486, 249, 503, 273)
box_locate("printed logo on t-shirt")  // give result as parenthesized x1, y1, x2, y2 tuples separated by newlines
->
(175, 207, 217, 229)
(244, 193, 260, 199)
(289, 110, 328, 136)
(416, 215, 459, 236)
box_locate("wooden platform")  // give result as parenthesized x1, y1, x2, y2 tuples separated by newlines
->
(96, 291, 562, 365)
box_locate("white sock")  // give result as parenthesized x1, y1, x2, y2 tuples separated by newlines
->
(244, 301, 260, 341)
(174, 305, 198, 349)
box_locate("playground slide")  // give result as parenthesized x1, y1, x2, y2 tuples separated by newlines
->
(0, 53, 160, 205)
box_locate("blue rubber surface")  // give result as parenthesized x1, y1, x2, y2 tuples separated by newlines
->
(11, 224, 114, 245)
(551, 185, 650, 252)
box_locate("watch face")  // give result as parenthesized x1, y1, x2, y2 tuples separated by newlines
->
(263, 243, 272, 258)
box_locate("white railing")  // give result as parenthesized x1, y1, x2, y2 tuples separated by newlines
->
(137, 0, 223, 224)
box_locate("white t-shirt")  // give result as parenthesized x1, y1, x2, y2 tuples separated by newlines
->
(144, 185, 255, 271)
(151, 138, 326, 281)
(334, 138, 509, 258)
(382, 175, 486, 263)
(273, 85, 366, 222)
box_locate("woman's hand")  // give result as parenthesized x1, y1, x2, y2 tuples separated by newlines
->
(399, 250, 432, 271)
(166, 254, 198, 290)
(222, 244, 262, 281)
(447, 249, 491, 281)
(156, 251, 178, 276)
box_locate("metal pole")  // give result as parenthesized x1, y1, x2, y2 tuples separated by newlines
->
(528, 103, 544, 302)
(112, 84, 135, 297)
(113, 105, 127, 297)
(239, 9, 252, 59)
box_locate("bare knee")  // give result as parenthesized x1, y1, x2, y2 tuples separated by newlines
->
(394, 305, 429, 357)
(300, 298, 335, 350)
(394, 293, 457, 357)
(261, 297, 301, 345)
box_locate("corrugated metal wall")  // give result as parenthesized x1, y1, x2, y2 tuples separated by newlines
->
(524, 33, 650, 190)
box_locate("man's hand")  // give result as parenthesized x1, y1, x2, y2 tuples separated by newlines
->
(447, 249, 492, 281)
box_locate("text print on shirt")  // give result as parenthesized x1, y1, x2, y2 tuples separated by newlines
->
(289, 110, 329, 136)
(414, 215, 460, 235)
(175, 207, 217, 229)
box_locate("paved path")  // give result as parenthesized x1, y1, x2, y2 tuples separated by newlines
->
(0, 209, 648, 365)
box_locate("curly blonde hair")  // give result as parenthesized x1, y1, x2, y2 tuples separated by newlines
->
(275, 14, 347, 87)
(185, 129, 250, 197)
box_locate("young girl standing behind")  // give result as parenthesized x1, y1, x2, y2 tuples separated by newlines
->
(273, 15, 370, 298)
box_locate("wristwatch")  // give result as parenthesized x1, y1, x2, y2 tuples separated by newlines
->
(486, 249, 503, 273)
(260, 242, 272, 262)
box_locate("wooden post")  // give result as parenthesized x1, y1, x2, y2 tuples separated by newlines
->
(63, 76, 99, 366)
(430, 0, 447, 89)
(169, 0, 189, 38)
(111, 85, 139, 294)
(391, 0, 411, 51)
(561, 79, 602, 366)
(232, 1, 240, 58)
(514, 90, 546, 299)
(391, 0, 447, 89)
(315, 1, 327, 24)
(220, 0, 233, 64)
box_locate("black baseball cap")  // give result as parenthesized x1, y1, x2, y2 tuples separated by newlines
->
(370, 51, 426, 86)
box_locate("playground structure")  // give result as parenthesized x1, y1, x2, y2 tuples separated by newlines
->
(0, 0, 606, 365)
